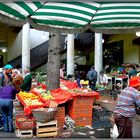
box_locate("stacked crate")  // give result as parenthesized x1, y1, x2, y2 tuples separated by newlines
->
(15, 129, 33, 138)
(55, 106, 65, 130)
(15, 115, 36, 138)
(36, 120, 58, 137)
(13, 99, 24, 117)
(14, 100, 36, 138)
(67, 96, 94, 126)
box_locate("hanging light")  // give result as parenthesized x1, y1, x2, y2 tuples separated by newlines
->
(2, 48, 7, 53)
(136, 31, 140, 37)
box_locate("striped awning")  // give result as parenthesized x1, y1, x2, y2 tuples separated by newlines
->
(0, 1, 140, 33)
(91, 3, 140, 33)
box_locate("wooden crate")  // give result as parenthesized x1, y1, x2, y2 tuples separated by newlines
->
(15, 129, 33, 138)
(36, 120, 58, 137)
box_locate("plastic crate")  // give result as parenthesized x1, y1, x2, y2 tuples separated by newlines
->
(93, 108, 112, 120)
(92, 108, 112, 128)
(92, 120, 112, 129)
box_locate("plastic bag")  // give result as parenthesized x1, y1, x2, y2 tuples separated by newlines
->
(110, 124, 119, 139)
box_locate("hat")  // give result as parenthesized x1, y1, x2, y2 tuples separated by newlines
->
(3, 64, 13, 69)
(129, 76, 140, 87)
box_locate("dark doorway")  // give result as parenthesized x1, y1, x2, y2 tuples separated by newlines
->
(103, 40, 123, 67)
(0, 55, 3, 67)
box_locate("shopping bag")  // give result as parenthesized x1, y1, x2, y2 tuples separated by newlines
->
(110, 124, 119, 139)
(109, 113, 115, 126)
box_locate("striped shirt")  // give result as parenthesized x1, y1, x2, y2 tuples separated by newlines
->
(114, 87, 140, 118)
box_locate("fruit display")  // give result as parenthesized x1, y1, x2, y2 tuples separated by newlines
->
(33, 87, 46, 94)
(18, 91, 44, 106)
(32, 87, 55, 101)
(41, 91, 55, 100)
(67, 88, 92, 94)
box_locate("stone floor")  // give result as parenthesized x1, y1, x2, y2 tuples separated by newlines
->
(0, 114, 140, 138)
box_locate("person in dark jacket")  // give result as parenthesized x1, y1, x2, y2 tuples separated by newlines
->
(74, 64, 82, 88)
(0, 85, 17, 132)
(20, 68, 32, 92)
(86, 66, 98, 91)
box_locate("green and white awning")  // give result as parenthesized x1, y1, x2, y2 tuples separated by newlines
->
(31, 2, 100, 29)
(0, 1, 140, 33)
(91, 3, 140, 33)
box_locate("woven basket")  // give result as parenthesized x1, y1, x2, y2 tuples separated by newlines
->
(32, 108, 57, 123)
(99, 101, 116, 111)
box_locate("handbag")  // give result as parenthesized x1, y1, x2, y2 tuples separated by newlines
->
(110, 113, 119, 138)
(110, 124, 119, 138)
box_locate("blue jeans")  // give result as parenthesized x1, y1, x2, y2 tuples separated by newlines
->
(0, 113, 3, 127)
(0, 99, 13, 132)
(76, 78, 82, 88)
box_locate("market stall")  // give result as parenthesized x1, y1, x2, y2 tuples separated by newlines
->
(15, 80, 100, 138)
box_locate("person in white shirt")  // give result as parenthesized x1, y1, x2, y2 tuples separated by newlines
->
(99, 71, 108, 86)
(60, 64, 65, 79)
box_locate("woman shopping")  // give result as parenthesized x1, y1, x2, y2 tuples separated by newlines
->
(0, 85, 17, 132)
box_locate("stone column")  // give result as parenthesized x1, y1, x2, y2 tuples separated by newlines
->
(22, 22, 30, 75)
(67, 34, 75, 76)
(94, 33, 103, 83)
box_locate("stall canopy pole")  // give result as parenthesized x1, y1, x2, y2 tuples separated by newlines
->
(67, 34, 75, 76)
(94, 32, 103, 83)
(22, 22, 30, 76)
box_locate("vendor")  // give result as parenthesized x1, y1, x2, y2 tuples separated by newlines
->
(20, 67, 32, 92)
(128, 65, 137, 78)
(99, 71, 108, 86)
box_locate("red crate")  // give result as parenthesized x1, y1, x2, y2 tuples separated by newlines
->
(15, 115, 36, 130)
(67, 96, 94, 126)
(55, 106, 65, 130)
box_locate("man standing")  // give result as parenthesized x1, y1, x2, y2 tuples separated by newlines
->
(86, 66, 98, 91)
(114, 76, 140, 138)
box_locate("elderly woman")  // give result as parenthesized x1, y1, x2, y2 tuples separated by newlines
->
(11, 69, 23, 92)
(0, 85, 17, 132)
